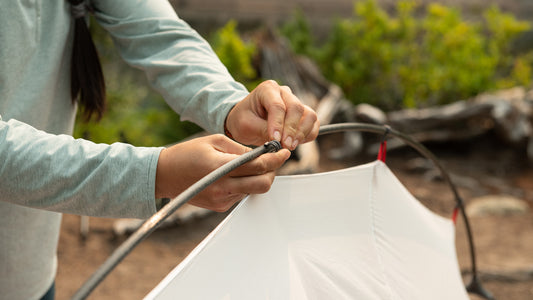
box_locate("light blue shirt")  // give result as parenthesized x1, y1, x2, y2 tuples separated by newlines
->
(0, 0, 249, 298)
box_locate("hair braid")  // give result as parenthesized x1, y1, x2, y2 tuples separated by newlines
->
(67, 0, 106, 121)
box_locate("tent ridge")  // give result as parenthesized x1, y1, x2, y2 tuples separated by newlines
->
(369, 162, 396, 299)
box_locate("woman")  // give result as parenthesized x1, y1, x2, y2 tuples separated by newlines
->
(0, 1, 319, 299)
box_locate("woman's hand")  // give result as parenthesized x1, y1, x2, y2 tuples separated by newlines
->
(225, 80, 320, 150)
(155, 134, 290, 212)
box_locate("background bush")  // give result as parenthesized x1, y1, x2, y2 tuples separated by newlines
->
(210, 20, 259, 91)
(282, 0, 532, 110)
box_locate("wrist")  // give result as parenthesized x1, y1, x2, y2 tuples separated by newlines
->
(224, 120, 233, 140)
(155, 147, 169, 199)
(224, 105, 237, 140)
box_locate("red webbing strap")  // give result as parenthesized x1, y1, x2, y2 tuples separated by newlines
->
(377, 126, 390, 163)
(452, 206, 459, 225)
(377, 140, 387, 162)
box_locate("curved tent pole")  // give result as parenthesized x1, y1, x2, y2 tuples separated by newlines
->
(319, 123, 494, 300)
(73, 123, 493, 300)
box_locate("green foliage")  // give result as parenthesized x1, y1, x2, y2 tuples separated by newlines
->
(74, 82, 201, 147)
(282, 0, 532, 110)
(210, 20, 259, 90)
(280, 9, 314, 56)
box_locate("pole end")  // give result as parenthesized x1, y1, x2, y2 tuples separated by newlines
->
(264, 140, 282, 153)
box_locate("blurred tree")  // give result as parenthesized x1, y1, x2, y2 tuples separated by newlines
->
(210, 20, 260, 91)
(282, 0, 532, 110)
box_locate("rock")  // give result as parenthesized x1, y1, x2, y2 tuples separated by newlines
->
(466, 194, 530, 217)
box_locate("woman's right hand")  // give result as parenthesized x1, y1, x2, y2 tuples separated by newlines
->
(155, 134, 291, 212)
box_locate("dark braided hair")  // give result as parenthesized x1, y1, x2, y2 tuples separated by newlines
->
(68, 0, 106, 121)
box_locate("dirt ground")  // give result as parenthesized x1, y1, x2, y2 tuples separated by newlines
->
(54, 133, 533, 300)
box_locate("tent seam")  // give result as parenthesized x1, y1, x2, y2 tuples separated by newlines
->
(369, 161, 395, 300)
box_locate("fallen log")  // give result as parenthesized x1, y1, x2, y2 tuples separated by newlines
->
(462, 266, 533, 283)
(343, 87, 533, 161)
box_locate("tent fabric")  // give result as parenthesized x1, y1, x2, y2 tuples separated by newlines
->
(146, 161, 468, 300)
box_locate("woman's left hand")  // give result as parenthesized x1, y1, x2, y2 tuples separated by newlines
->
(224, 80, 319, 150)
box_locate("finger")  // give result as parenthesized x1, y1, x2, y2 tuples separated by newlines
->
(223, 171, 277, 195)
(229, 149, 290, 177)
(280, 87, 304, 150)
(308, 117, 320, 143)
(189, 192, 246, 212)
(260, 81, 286, 142)
(294, 105, 320, 144)
(191, 169, 277, 212)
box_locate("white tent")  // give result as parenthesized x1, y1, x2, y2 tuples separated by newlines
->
(146, 161, 468, 299)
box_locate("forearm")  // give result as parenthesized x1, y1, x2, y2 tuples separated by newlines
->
(0, 118, 161, 219)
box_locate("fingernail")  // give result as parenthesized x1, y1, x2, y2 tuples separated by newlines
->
(273, 130, 281, 141)
(284, 136, 293, 149)
(292, 139, 299, 149)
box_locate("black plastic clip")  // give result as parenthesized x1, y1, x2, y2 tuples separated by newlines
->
(381, 125, 391, 143)
(264, 140, 282, 153)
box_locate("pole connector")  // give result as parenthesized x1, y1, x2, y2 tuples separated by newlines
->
(264, 140, 282, 153)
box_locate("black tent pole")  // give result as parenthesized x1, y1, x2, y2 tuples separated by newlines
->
(319, 123, 494, 300)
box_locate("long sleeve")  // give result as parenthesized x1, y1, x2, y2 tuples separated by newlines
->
(0, 2, 251, 298)
(0, 116, 161, 219)
(91, 0, 250, 134)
